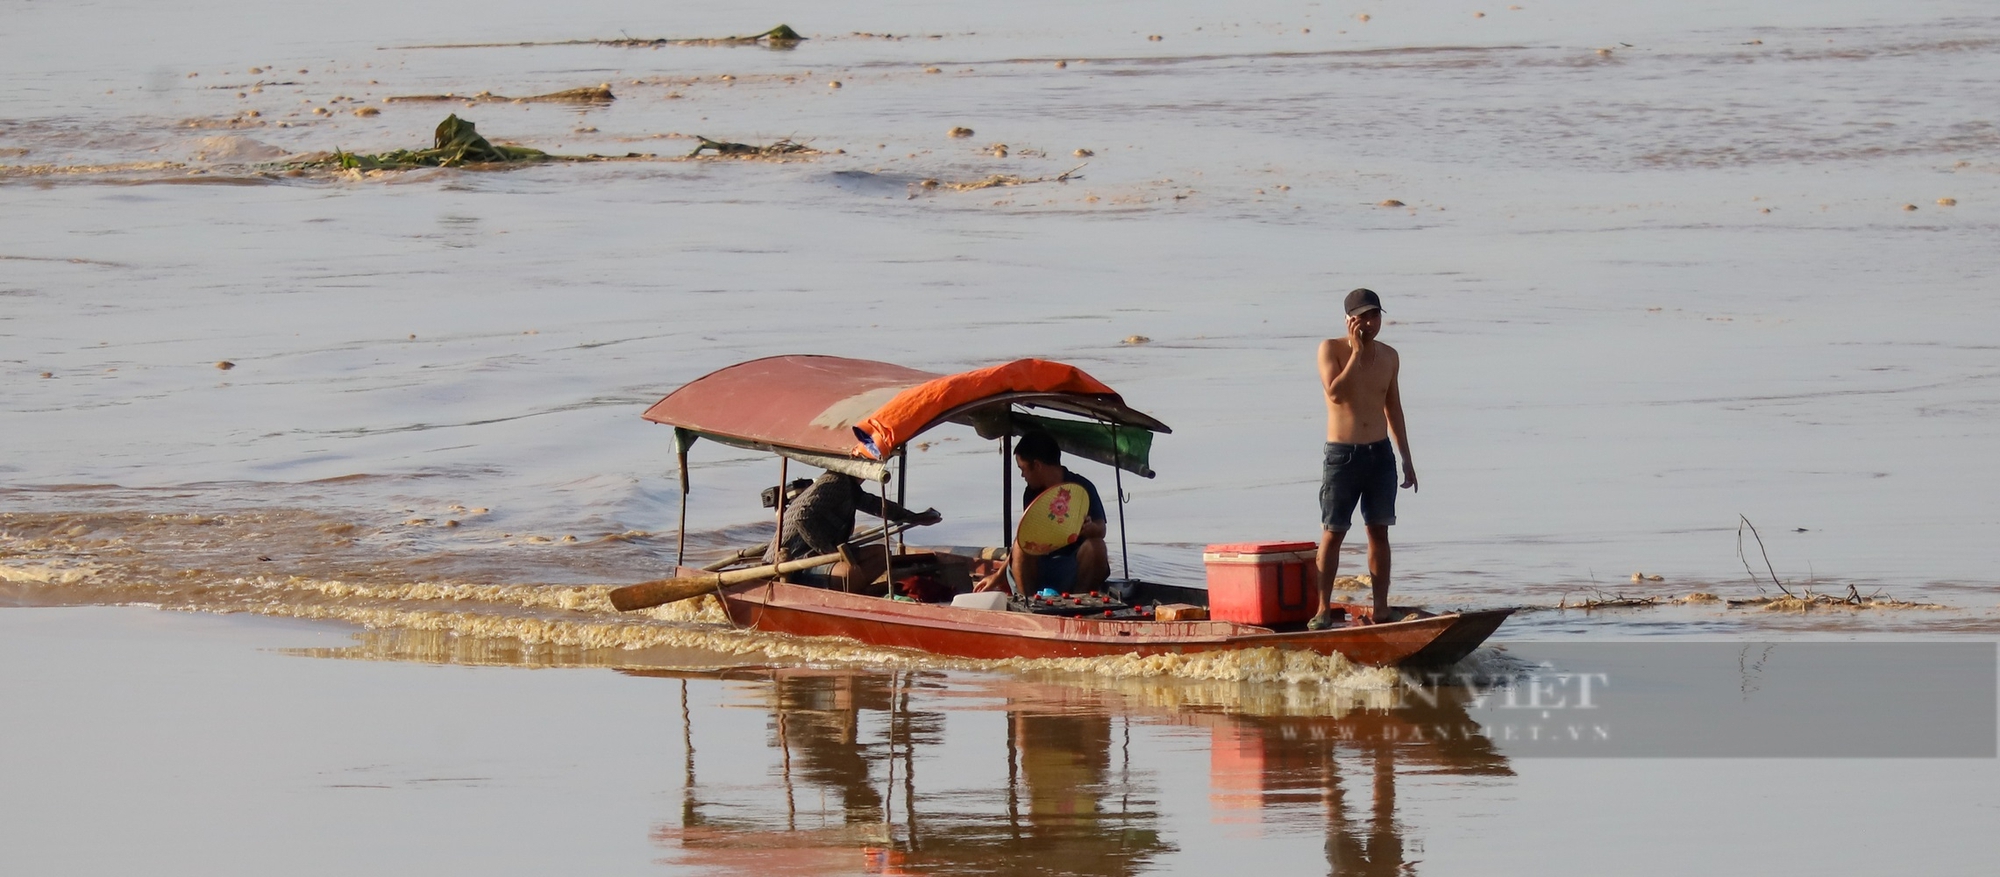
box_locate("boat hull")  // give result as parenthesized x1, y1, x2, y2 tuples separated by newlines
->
(716, 580, 1510, 667)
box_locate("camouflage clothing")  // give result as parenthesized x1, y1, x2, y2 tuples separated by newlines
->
(767, 472, 919, 563)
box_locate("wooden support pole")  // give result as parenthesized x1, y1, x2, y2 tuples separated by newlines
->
(674, 444, 691, 568)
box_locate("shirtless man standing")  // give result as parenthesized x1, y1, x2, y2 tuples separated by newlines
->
(1311, 288, 1418, 629)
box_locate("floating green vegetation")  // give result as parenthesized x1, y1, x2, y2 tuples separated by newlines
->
(286, 116, 819, 176)
(611, 23, 804, 47)
(319, 115, 559, 170)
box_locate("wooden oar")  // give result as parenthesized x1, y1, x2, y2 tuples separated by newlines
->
(610, 521, 920, 612)
(697, 521, 900, 573)
(610, 551, 846, 612)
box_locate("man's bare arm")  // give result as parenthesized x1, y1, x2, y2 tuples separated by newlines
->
(1321, 316, 1373, 399)
(1320, 339, 1364, 400)
(856, 489, 942, 526)
(1383, 365, 1418, 491)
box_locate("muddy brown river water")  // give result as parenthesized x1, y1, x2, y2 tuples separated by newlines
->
(5, 1, 1999, 873)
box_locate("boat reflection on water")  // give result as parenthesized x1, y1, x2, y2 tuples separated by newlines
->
(635, 668, 1511, 876)
(1199, 685, 1510, 875)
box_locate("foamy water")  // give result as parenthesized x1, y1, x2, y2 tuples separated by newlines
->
(6, 0, 2000, 653)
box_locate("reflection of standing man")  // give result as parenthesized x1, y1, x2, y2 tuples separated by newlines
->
(1311, 289, 1418, 629)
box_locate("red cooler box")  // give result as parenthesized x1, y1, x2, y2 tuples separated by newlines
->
(1203, 541, 1319, 626)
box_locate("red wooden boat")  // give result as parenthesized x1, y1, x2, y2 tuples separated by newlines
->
(712, 580, 1512, 666)
(640, 355, 1511, 668)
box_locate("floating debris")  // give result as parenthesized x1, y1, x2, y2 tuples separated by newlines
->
(1558, 590, 1662, 610)
(687, 135, 813, 158)
(215, 360, 235, 370)
(1074, 148, 1094, 157)
(353, 106, 381, 117)
(1121, 335, 1151, 345)
(1902, 203, 1919, 211)
(989, 143, 1009, 157)
(948, 126, 974, 138)
(1937, 197, 1958, 206)
(917, 163, 1087, 192)
(1727, 584, 1945, 611)
(312, 115, 552, 169)
(403, 24, 805, 50)
(1629, 572, 1664, 583)
(1, 160, 184, 179)
(828, 80, 842, 88)
(924, 66, 942, 74)
(1378, 198, 1405, 207)
(384, 85, 614, 104)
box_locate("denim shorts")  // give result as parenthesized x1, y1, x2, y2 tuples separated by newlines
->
(1013, 550, 1080, 594)
(1320, 439, 1398, 532)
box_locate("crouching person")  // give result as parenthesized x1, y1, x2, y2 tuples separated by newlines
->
(974, 432, 1109, 596)
(769, 470, 940, 594)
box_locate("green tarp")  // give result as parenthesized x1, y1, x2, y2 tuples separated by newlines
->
(1012, 413, 1156, 479)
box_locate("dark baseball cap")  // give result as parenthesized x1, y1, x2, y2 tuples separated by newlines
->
(1344, 288, 1385, 316)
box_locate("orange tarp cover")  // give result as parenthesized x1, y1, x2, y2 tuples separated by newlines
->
(853, 359, 1116, 459)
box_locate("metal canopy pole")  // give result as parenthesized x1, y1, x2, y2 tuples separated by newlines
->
(1111, 426, 1130, 580)
(1001, 431, 1014, 551)
(880, 468, 894, 594)
(771, 457, 789, 568)
(674, 444, 691, 568)
(896, 450, 908, 556)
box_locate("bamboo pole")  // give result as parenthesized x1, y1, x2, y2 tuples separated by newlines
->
(609, 551, 845, 612)
(609, 520, 922, 611)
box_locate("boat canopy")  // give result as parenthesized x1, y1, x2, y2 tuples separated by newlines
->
(642, 355, 1170, 480)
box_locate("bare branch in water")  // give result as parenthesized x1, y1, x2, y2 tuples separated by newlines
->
(1737, 514, 1795, 598)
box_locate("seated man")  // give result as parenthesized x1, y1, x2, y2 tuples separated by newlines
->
(975, 431, 1110, 595)
(768, 469, 940, 593)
